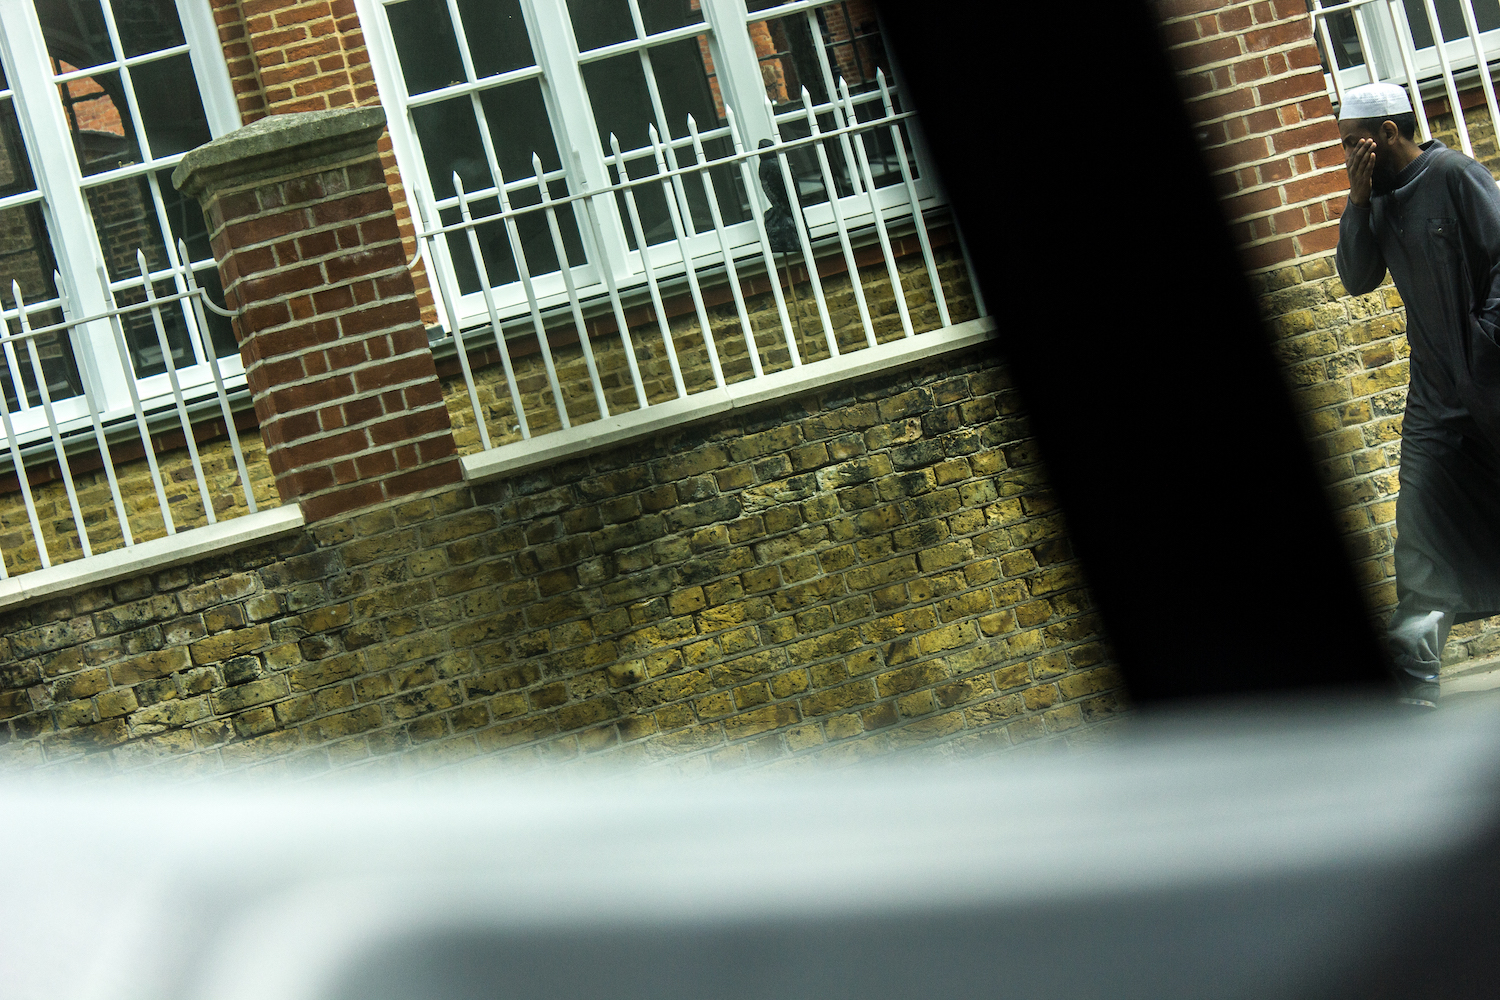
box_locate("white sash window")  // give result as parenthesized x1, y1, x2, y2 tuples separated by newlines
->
(0, 0, 240, 436)
(357, 0, 933, 336)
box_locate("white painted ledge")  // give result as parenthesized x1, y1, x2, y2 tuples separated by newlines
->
(462, 316, 999, 484)
(0, 505, 306, 612)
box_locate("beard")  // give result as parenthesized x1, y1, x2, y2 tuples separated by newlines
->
(1371, 162, 1401, 194)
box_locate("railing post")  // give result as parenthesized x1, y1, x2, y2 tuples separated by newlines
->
(172, 107, 462, 522)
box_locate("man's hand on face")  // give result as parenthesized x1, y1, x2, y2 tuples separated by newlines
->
(1348, 137, 1376, 207)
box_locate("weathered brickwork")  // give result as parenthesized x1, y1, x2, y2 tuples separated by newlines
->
(440, 241, 978, 450)
(0, 349, 1124, 776)
(1425, 98, 1500, 181)
(0, 426, 280, 578)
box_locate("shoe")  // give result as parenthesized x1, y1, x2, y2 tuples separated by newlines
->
(1395, 695, 1438, 710)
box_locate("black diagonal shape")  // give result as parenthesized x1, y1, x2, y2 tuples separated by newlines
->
(873, 2, 1391, 700)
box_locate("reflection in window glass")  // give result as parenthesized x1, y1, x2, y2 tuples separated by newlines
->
(752, 1, 908, 205)
(581, 35, 747, 246)
(131, 55, 212, 158)
(84, 178, 197, 378)
(0, 205, 81, 408)
(56, 67, 142, 176)
(85, 175, 169, 280)
(36, 0, 114, 72)
(567, 0, 636, 53)
(193, 266, 238, 361)
(112, 277, 197, 379)
(0, 99, 37, 198)
(112, 0, 187, 58)
(439, 176, 586, 295)
(639, 0, 703, 37)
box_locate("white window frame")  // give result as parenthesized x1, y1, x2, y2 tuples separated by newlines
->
(356, 0, 939, 337)
(1323, 0, 1500, 95)
(0, 0, 241, 439)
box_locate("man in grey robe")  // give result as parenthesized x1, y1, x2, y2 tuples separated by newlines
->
(1335, 82, 1500, 707)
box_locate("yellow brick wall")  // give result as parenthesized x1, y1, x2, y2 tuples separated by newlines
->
(0, 346, 1127, 775)
(0, 428, 281, 577)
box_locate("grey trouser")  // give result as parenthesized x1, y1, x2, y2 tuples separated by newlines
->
(1386, 601, 1454, 700)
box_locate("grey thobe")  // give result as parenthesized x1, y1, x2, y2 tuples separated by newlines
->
(1336, 140, 1500, 685)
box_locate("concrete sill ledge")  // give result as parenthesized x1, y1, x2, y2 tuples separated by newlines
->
(0, 506, 306, 612)
(462, 316, 999, 484)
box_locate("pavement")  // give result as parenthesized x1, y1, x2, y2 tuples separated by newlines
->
(1442, 655, 1500, 703)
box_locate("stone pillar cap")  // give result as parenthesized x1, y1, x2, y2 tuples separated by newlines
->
(173, 106, 388, 198)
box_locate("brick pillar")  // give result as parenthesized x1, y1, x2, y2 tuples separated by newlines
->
(173, 107, 462, 521)
(1155, 0, 1347, 269)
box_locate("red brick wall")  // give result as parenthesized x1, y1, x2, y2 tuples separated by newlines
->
(1155, 0, 1346, 270)
(193, 126, 462, 520)
(210, 0, 436, 323)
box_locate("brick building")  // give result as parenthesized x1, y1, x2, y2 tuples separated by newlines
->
(0, 0, 1127, 776)
(16, 0, 1483, 777)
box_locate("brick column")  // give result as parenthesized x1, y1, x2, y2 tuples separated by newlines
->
(173, 107, 462, 521)
(1155, 0, 1347, 270)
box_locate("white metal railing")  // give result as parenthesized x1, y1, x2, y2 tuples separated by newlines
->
(411, 69, 989, 465)
(0, 240, 259, 580)
(1311, 0, 1500, 157)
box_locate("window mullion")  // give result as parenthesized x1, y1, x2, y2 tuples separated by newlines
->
(527, 0, 632, 287)
(175, 0, 242, 135)
(704, 0, 772, 143)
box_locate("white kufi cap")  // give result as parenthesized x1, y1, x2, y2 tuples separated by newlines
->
(1338, 82, 1413, 120)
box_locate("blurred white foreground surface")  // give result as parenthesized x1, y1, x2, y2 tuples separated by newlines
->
(3, 697, 1499, 1000)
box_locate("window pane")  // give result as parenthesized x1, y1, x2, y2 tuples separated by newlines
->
(458, 0, 535, 77)
(0, 205, 80, 408)
(1319, 11, 1366, 71)
(157, 167, 211, 264)
(439, 177, 584, 294)
(567, 0, 636, 52)
(131, 54, 211, 159)
(112, 277, 197, 378)
(416, 96, 584, 281)
(36, 0, 115, 72)
(57, 68, 142, 176)
(389, 0, 467, 95)
(581, 36, 745, 244)
(85, 174, 168, 280)
(0, 204, 56, 305)
(112, 0, 187, 59)
(581, 51, 658, 151)
(1, 307, 80, 412)
(609, 151, 673, 249)
(477, 80, 566, 178)
(654, 36, 721, 138)
(755, 2, 900, 204)
(0, 99, 37, 198)
(1404, 0, 1500, 48)
(411, 96, 489, 200)
(639, 0, 703, 37)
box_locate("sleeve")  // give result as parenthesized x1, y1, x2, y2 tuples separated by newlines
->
(1334, 200, 1387, 296)
(1455, 160, 1500, 338)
